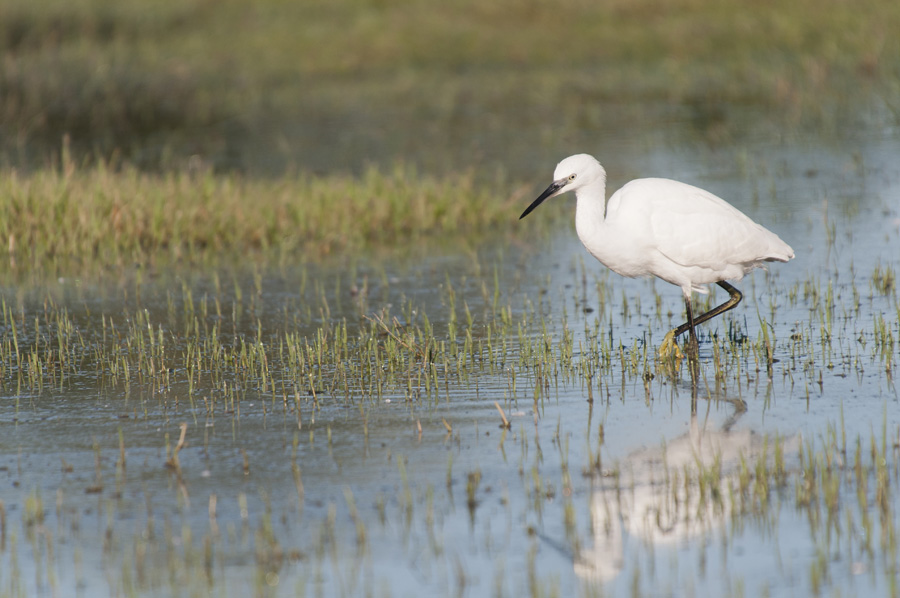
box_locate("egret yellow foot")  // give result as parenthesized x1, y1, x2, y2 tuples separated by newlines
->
(658, 330, 684, 360)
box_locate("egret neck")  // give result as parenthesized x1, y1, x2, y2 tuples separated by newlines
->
(573, 167, 614, 265)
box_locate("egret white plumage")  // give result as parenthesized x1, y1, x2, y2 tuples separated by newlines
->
(520, 154, 794, 358)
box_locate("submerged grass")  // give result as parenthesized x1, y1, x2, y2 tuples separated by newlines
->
(4, 396, 899, 597)
(0, 211, 897, 595)
(2, 250, 896, 429)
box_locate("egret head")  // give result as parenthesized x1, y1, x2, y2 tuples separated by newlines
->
(520, 154, 605, 219)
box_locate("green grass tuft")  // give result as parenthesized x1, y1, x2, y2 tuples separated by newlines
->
(0, 162, 532, 272)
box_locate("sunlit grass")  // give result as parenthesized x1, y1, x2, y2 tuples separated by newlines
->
(0, 158, 535, 272)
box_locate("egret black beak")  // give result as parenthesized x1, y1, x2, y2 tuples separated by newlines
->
(519, 179, 566, 220)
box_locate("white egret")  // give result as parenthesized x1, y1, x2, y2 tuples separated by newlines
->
(520, 154, 794, 358)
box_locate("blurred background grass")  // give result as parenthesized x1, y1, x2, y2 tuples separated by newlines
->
(2, 0, 898, 176)
(1, 0, 898, 271)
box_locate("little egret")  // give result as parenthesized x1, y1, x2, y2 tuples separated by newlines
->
(520, 154, 794, 358)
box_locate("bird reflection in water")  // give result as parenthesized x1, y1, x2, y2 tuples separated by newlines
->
(575, 371, 793, 584)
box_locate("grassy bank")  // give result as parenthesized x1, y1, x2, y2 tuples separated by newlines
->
(0, 160, 534, 273)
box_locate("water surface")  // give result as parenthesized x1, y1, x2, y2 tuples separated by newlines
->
(2, 108, 899, 597)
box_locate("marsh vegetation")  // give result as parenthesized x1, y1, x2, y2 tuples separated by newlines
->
(1, 0, 900, 596)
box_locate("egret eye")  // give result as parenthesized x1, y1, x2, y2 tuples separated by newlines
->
(568, 174, 577, 181)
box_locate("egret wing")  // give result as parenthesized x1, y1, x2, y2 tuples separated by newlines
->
(617, 179, 787, 270)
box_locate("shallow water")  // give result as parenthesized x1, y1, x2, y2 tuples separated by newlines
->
(2, 109, 899, 597)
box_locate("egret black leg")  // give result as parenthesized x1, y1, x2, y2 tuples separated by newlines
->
(684, 295, 699, 360)
(673, 281, 743, 341)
